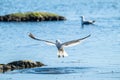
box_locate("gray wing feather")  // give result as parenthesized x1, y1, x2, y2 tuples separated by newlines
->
(62, 34, 91, 47)
(83, 21, 95, 24)
(29, 33, 55, 45)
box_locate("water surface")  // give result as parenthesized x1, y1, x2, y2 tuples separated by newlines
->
(0, 0, 120, 80)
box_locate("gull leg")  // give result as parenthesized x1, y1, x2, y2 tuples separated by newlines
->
(58, 55, 60, 58)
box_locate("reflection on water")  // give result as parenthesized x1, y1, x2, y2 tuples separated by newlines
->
(7, 67, 93, 74)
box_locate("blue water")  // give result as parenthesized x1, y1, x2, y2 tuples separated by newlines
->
(0, 0, 120, 80)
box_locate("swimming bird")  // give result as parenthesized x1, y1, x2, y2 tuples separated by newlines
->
(29, 33, 91, 58)
(80, 16, 95, 25)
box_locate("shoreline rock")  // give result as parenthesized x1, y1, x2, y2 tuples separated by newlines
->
(0, 12, 66, 22)
(0, 60, 45, 73)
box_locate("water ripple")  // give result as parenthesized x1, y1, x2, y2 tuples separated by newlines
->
(9, 67, 93, 74)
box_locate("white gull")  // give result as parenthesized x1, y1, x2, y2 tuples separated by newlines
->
(29, 33, 91, 58)
(80, 16, 95, 25)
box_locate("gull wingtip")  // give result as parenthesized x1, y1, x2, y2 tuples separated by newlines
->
(28, 33, 35, 39)
(88, 34, 91, 37)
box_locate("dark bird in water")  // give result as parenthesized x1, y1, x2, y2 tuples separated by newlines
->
(80, 16, 95, 26)
(29, 33, 91, 58)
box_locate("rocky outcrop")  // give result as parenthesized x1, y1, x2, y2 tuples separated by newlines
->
(0, 60, 45, 73)
(0, 12, 66, 22)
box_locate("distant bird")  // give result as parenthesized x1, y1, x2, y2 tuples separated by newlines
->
(80, 16, 95, 25)
(29, 33, 91, 58)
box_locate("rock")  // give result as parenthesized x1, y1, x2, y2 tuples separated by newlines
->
(0, 64, 11, 73)
(7, 60, 44, 69)
(0, 64, 3, 70)
(0, 60, 45, 73)
(3, 64, 11, 70)
(0, 12, 66, 22)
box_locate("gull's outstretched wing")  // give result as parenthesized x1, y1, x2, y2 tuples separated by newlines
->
(62, 34, 91, 47)
(29, 33, 55, 45)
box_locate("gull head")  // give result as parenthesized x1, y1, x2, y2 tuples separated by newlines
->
(56, 39, 61, 43)
(80, 16, 84, 19)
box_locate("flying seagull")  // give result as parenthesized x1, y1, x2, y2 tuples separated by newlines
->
(29, 33, 91, 58)
(80, 16, 95, 25)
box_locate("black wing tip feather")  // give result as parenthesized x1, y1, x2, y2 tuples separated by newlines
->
(85, 34, 91, 38)
(87, 34, 91, 37)
(29, 33, 36, 39)
(80, 34, 91, 40)
(93, 20, 95, 23)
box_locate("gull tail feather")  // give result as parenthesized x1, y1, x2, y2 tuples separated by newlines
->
(57, 49, 68, 58)
(63, 50, 68, 57)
